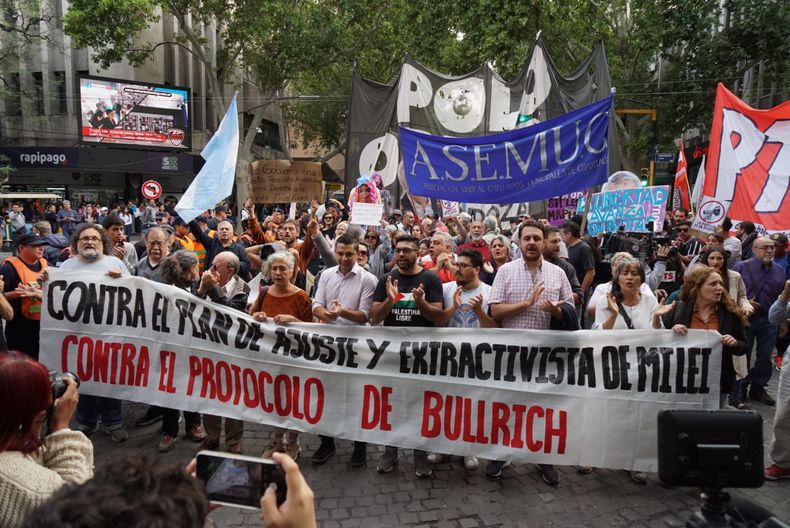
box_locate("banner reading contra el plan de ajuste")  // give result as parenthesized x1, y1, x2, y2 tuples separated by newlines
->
(40, 271, 721, 472)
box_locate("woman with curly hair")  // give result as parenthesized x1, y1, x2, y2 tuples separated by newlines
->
(347, 175, 381, 211)
(660, 266, 749, 409)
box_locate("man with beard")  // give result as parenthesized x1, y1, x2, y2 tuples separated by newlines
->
(135, 227, 169, 282)
(103, 213, 138, 274)
(487, 220, 574, 485)
(189, 219, 251, 279)
(311, 234, 378, 466)
(370, 235, 443, 477)
(457, 220, 490, 262)
(731, 237, 787, 408)
(59, 223, 129, 442)
(0, 233, 47, 359)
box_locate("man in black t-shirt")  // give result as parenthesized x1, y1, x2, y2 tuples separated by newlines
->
(371, 235, 443, 477)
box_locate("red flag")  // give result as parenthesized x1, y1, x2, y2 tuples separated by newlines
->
(701, 83, 790, 232)
(672, 143, 690, 210)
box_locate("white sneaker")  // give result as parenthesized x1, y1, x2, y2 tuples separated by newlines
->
(427, 452, 449, 464)
(464, 456, 479, 471)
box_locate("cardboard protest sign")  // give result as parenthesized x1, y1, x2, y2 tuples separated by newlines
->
(547, 192, 584, 226)
(41, 271, 721, 472)
(250, 160, 323, 203)
(350, 202, 384, 225)
(577, 185, 670, 236)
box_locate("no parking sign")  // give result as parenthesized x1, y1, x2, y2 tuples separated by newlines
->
(141, 180, 162, 200)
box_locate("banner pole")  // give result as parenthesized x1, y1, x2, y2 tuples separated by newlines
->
(579, 188, 594, 236)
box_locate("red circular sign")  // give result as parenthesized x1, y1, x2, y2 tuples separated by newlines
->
(141, 180, 162, 200)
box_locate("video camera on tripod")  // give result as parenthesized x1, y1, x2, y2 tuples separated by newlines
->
(658, 410, 789, 528)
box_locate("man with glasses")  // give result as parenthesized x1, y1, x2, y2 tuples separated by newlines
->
(675, 220, 704, 267)
(370, 235, 444, 477)
(59, 223, 130, 442)
(731, 237, 787, 407)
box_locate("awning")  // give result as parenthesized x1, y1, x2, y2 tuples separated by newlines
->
(0, 193, 63, 200)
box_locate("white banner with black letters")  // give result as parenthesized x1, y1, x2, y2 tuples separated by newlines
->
(40, 271, 721, 472)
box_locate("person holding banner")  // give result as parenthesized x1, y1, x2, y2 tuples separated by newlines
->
(370, 235, 444, 477)
(310, 233, 378, 467)
(251, 251, 313, 461)
(155, 252, 207, 451)
(487, 220, 575, 485)
(661, 266, 749, 411)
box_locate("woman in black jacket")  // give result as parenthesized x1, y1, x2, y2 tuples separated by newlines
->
(660, 266, 749, 409)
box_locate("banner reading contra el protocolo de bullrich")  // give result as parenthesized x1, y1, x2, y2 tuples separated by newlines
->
(40, 271, 722, 472)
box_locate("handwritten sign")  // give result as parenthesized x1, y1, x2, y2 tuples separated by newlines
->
(350, 202, 384, 225)
(547, 192, 584, 226)
(250, 160, 323, 203)
(577, 185, 670, 236)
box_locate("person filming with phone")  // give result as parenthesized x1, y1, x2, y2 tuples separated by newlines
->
(0, 352, 93, 528)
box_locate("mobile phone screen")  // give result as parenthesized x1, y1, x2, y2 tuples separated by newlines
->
(196, 452, 286, 509)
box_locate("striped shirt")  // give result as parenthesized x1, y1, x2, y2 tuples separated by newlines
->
(489, 258, 573, 329)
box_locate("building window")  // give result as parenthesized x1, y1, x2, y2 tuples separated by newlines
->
(4, 73, 22, 116)
(32, 72, 45, 115)
(53, 71, 67, 114)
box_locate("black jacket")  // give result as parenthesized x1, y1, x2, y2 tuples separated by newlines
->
(661, 300, 748, 393)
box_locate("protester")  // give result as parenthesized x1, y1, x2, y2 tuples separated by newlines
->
(594, 257, 671, 331)
(481, 233, 512, 285)
(561, 221, 596, 302)
(102, 213, 138, 275)
(423, 232, 456, 283)
(771, 233, 790, 280)
(588, 252, 659, 320)
(370, 235, 443, 477)
(738, 221, 758, 260)
(311, 234, 377, 466)
(487, 220, 574, 484)
(698, 246, 752, 316)
(189, 218, 251, 279)
(0, 353, 93, 528)
(543, 226, 584, 307)
(135, 226, 169, 281)
(766, 280, 790, 480)
(662, 266, 749, 409)
(251, 251, 312, 461)
(156, 251, 207, 451)
(8, 203, 28, 254)
(31, 222, 68, 266)
(717, 217, 742, 264)
(457, 220, 491, 262)
(1, 233, 47, 360)
(732, 237, 786, 407)
(675, 220, 705, 267)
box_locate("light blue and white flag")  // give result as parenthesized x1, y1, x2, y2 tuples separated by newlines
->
(175, 92, 239, 223)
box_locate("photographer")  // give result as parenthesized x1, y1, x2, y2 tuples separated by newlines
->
(0, 353, 93, 527)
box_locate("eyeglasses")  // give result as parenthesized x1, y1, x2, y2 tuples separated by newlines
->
(394, 247, 415, 254)
(677, 228, 689, 232)
(78, 236, 101, 242)
(365, 234, 377, 240)
(456, 263, 474, 269)
(755, 245, 776, 251)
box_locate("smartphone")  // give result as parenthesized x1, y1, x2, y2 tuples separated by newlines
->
(196, 450, 286, 510)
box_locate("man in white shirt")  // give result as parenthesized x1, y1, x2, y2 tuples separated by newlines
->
(311, 233, 378, 466)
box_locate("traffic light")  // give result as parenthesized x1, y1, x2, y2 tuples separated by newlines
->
(640, 168, 649, 187)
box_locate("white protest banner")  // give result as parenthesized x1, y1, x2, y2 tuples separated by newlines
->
(350, 202, 384, 225)
(40, 271, 722, 472)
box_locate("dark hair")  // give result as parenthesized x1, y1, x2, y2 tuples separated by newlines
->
(706, 233, 724, 245)
(335, 233, 358, 250)
(160, 251, 198, 285)
(518, 220, 546, 240)
(458, 248, 484, 269)
(394, 235, 420, 249)
(0, 353, 51, 453)
(722, 217, 733, 231)
(561, 221, 581, 239)
(544, 225, 560, 236)
(673, 207, 689, 215)
(677, 220, 692, 228)
(102, 213, 124, 230)
(23, 454, 209, 528)
(610, 257, 645, 304)
(698, 246, 731, 292)
(739, 221, 756, 234)
(70, 223, 111, 255)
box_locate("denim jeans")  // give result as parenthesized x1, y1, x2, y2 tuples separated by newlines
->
(76, 395, 124, 430)
(731, 315, 778, 401)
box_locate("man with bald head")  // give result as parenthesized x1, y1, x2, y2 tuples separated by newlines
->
(732, 236, 787, 408)
(189, 218, 251, 279)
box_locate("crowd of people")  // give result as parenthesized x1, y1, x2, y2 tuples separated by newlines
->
(0, 173, 788, 526)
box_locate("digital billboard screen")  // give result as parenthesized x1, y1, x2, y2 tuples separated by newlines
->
(78, 75, 191, 150)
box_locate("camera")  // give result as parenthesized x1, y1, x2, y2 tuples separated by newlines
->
(658, 410, 788, 528)
(49, 371, 80, 400)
